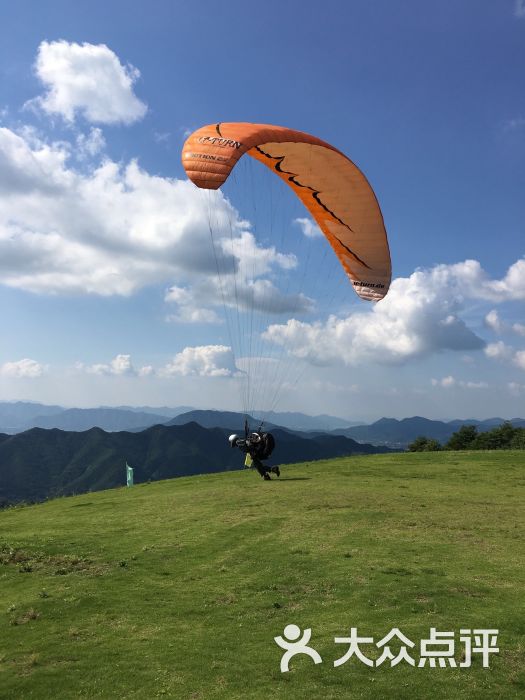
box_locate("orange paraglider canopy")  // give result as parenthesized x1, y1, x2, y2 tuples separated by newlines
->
(182, 122, 391, 301)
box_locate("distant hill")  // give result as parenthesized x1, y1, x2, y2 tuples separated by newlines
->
(0, 423, 392, 505)
(166, 409, 360, 434)
(113, 405, 194, 418)
(27, 408, 170, 432)
(0, 403, 355, 435)
(251, 410, 359, 431)
(165, 410, 283, 432)
(336, 417, 455, 446)
(0, 401, 64, 433)
(0, 402, 186, 434)
(447, 417, 525, 429)
(332, 416, 525, 447)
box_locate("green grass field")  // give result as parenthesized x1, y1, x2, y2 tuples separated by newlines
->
(1, 451, 524, 699)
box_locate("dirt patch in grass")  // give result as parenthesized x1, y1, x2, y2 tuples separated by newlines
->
(9, 608, 40, 626)
(0, 543, 108, 576)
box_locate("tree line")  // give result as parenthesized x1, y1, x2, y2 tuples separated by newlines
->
(408, 422, 525, 452)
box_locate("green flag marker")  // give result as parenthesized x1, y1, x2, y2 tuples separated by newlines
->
(126, 462, 134, 487)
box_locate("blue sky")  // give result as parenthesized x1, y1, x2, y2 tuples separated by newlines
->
(0, 0, 524, 420)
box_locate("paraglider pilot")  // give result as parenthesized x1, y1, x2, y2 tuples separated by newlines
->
(229, 431, 280, 480)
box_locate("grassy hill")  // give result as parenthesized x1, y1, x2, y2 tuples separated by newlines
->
(1, 451, 524, 699)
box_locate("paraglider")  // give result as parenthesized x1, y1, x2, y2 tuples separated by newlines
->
(182, 122, 391, 302)
(182, 122, 392, 469)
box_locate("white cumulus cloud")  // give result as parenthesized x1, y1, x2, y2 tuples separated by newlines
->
(86, 354, 136, 376)
(30, 40, 147, 124)
(431, 376, 488, 389)
(462, 380, 488, 389)
(264, 262, 491, 366)
(508, 381, 525, 395)
(166, 307, 223, 325)
(431, 259, 525, 302)
(484, 341, 525, 372)
(514, 350, 525, 371)
(294, 217, 323, 238)
(0, 358, 45, 377)
(163, 231, 312, 321)
(485, 341, 513, 360)
(138, 365, 154, 377)
(483, 313, 525, 366)
(431, 376, 456, 388)
(76, 127, 106, 159)
(160, 345, 237, 377)
(0, 126, 308, 319)
(484, 309, 504, 333)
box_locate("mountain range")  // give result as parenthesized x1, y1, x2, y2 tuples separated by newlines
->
(0, 422, 392, 505)
(328, 416, 525, 447)
(0, 402, 357, 434)
(1, 402, 523, 447)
